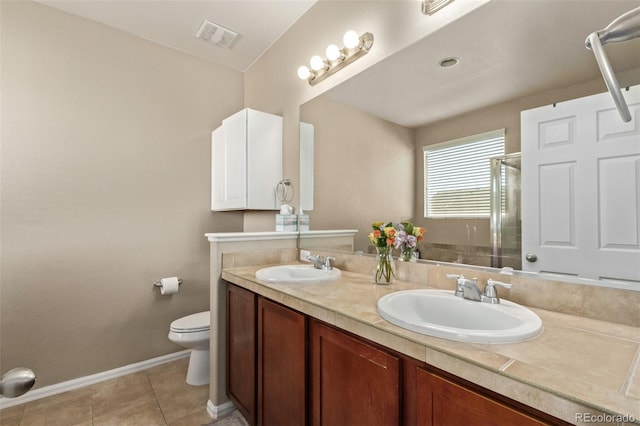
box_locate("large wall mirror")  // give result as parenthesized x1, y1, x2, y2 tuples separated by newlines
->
(298, 0, 640, 289)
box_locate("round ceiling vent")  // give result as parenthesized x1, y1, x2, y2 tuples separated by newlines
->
(439, 57, 459, 68)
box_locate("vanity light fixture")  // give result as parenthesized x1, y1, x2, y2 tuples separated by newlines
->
(325, 44, 343, 62)
(422, 0, 455, 15)
(297, 31, 374, 86)
(309, 55, 328, 72)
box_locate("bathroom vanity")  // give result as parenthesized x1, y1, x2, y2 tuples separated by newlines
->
(220, 251, 639, 425)
(226, 282, 560, 425)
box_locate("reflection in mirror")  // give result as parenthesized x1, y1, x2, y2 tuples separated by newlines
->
(299, 122, 314, 212)
(297, 0, 640, 288)
(299, 93, 414, 253)
(489, 153, 521, 270)
(421, 128, 508, 268)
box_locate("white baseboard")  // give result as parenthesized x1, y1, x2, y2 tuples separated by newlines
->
(0, 350, 190, 410)
(206, 399, 235, 419)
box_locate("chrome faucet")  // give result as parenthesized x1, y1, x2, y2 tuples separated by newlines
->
(460, 278, 483, 302)
(482, 279, 513, 304)
(447, 275, 512, 304)
(307, 254, 324, 269)
(307, 254, 336, 270)
(324, 257, 336, 270)
(450, 275, 482, 301)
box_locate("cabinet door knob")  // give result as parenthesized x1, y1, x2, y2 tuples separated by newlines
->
(525, 253, 538, 263)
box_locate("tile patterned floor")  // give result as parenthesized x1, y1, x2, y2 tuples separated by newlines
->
(0, 358, 248, 426)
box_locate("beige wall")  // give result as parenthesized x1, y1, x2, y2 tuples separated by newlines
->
(414, 67, 640, 247)
(0, 1, 244, 388)
(300, 95, 415, 251)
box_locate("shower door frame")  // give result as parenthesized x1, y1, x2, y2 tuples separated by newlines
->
(490, 152, 521, 269)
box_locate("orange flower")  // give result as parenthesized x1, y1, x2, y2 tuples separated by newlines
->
(368, 230, 380, 245)
(370, 221, 404, 248)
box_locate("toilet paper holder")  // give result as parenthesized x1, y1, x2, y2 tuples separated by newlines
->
(153, 277, 183, 287)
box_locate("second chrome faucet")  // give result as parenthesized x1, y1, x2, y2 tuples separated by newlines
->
(307, 254, 336, 271)
(447, 274, 512, 304)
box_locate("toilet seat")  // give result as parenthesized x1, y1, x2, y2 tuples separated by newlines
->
(170, 311, 210, 333)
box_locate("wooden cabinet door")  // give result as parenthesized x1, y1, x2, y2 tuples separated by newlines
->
(310, 319, 401, 426)
(257, 297, 306, 426)
(212, 108, 283, 211)
(245, 108, 282, 210)
(227, 284, 257, 425)
(416, 368, 548, 426)
(212, 110, 248, 211)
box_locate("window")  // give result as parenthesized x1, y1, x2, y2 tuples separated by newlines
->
(424, 129, 505, 218)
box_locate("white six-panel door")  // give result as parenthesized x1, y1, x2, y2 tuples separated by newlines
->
(521, 86, 640, 284)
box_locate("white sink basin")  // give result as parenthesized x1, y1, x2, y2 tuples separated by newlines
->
(377, 289, 542, 344)
(256, 264, 341, 283)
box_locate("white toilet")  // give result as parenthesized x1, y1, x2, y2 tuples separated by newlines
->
(168, 311, 210, 386)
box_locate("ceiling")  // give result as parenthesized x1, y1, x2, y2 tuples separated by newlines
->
(327, 0, 640, 127)
(35, 0, 639, 128)
(35, 0, 317, 72)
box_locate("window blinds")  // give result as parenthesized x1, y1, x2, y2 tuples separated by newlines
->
(424, 129, 505, 218)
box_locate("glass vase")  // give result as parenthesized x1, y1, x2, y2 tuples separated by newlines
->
(373, 246, 396, 284)
(399, 247, 416, 262)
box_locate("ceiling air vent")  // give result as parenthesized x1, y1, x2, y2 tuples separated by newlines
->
(196, 19, 238, 49)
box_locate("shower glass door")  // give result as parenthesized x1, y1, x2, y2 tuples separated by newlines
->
(490, 153, 521, 269)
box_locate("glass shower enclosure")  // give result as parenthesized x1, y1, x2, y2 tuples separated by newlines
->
(490, 153, 522, 270)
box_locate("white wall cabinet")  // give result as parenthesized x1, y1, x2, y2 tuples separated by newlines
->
(212, 108, 283, 211)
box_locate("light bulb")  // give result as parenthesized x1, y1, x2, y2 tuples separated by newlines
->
(343, 30, 360, 49)
(325, 44, 341, 61)
(309, 55, 326, 71)
(297, 65, 311, 80)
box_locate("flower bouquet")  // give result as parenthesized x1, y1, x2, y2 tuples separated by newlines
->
(394, 222, 426, 262)
(369, 222, 397, 284)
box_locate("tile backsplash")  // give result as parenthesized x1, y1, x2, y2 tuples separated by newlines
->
(222, 248, 639, 327)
